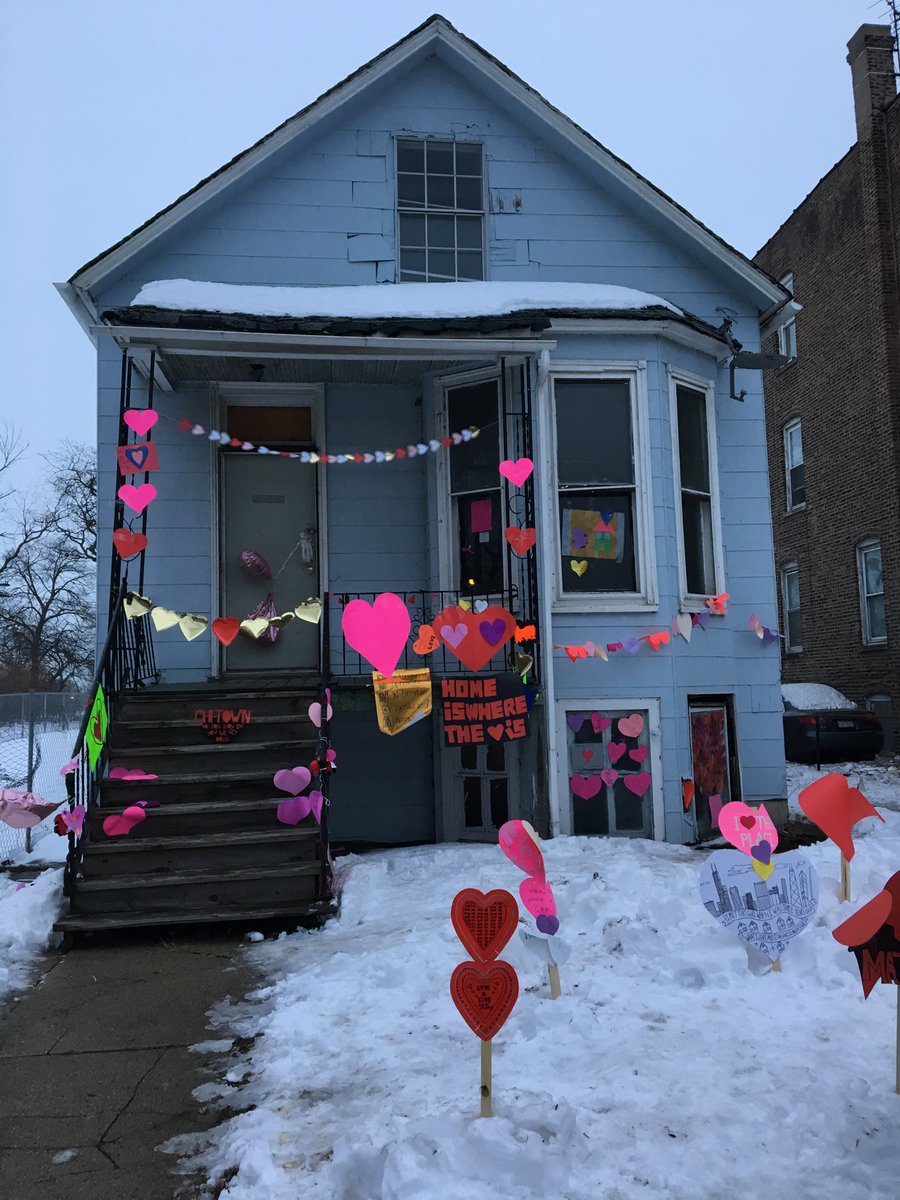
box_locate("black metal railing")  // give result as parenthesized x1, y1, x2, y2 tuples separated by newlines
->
(325, 587, 537, 680)
(63, 583, 159, 895)
(315, 592, 333, 897)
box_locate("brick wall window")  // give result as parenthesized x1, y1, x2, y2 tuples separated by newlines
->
(857, 540, 887, 644)
(396, 139, 484, 282)
(783, 419, 805, 510)
(778, 273, 797, 360)
(782, 563, 803, 652)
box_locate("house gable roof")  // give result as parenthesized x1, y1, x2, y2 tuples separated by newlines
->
(67, 13, 787, 312)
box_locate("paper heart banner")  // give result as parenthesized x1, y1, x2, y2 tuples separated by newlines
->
(276, 790, 323, 825)
(211, 617, 240, 647)
(433, 604, 516, 673)
(341, 592, 411, 679)
(124, 592, 153, 620)
(797, 773, 885, 861)
(700, 849, 819, 960)
(552, 597, 736, 662)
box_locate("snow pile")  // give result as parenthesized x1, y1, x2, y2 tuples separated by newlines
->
(782, 683, 856, 711)
(0, 869, 62, 1002)
(184, 798, 900, 1200)
(130, 279, 683, 321)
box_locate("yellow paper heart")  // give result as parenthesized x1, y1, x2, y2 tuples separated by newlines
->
(150, 606, 181, 632)
(268, 611, 296, 629)
(240, 617, 270, 639)
(570, 560, 588, 577)
(124, 592, 153, 620)
(293, 598, 322, 625)
(179, 613, 209, 641)
(752, 857, 775, 882)
(457, 599, 472, 611)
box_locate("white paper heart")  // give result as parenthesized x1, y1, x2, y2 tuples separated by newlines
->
(208, 429, 220, 441)
(150, 606, 181, 632)
(294, 598, 323, 625)
(700, 849, 818, 959)
(241, 441, 253, 451)
(191, 424, 204, 435)
(674, 612, 693, 643)
(179, 613, 208, 641)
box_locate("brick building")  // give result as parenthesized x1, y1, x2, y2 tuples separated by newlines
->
(754, 23, 900, 752)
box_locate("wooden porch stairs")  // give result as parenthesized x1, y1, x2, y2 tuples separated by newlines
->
(54, 680, 334, 939)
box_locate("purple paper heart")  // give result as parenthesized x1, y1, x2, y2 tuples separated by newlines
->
(479, 618, 506, 646)
(440, 622, 468, 649)
(572, 527, 589, 549)
(277, 794, 313, 825)
(695, 611, 709, 630)
(751, 839, 772, 865)
(536, 914, 559, 935)
(567, 713, 585, 732)
(308, 790, 324, 823)
(624, 638, 641, 654)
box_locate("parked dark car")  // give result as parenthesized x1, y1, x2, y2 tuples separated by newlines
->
(782, 684, 884, 763)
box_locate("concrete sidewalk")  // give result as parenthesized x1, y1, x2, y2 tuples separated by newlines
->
(0, 933, 255, 1199)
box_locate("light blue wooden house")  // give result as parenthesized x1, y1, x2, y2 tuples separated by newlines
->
(56, 15, 793, 934)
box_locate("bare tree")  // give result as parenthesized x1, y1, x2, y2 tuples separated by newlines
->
(0, 425, 54, 594)
(43, 442, 97, 562)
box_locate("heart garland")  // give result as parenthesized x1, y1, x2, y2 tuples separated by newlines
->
(125, 592, 322, 643)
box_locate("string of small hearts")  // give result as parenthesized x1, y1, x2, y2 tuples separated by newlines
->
(175, 414, 482, 463)
(123, 589, 323, 644)
(553, 594, 736, 662)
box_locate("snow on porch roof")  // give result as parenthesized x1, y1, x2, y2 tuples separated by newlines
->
(130, 279, 684, 322)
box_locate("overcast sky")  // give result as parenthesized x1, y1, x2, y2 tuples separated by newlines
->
(0, 0, 891, 476)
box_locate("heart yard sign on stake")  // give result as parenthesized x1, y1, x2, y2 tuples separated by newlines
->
(450, 961, 519, 1041)
(451, 888, 518, 963)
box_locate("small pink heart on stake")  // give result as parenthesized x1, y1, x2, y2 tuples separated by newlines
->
(273, 766, 312, 796)
(102, 806, 146, 837)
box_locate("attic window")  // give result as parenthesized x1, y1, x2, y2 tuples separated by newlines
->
(396, 139, 484, 282)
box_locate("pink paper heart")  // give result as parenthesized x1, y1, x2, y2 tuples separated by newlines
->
(607, 742, 626, 763)
(108, 767, 158, 781)
(600, 768, 619, 787)
(498, 458, 534, 488)
(117, 483, 157, 515)
(61, 805, 86, 837)
(591, 713, 612, 733)
(276, 793, 314, 824)
(498, 819, 545, 881)
(629, 746, 648, 764)
(273, 766, 312, 795)
(439, 622, 468, 649)
(123, 409, 159, 437)
(341, 592, 411, 679)
(308, 700, 333, 728)
(519, 876, 557, 921)
(570, 775, 603, 800)
(102, 806, 146, 836)
(617, 713, 644, 739)
(59, 757, 78, 777)
(623, 772, 651, 798)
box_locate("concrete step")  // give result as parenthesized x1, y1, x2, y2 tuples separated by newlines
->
(88, 797, 291, 837)
(82, 826, 321, 876)
(70, 863, 322, 914)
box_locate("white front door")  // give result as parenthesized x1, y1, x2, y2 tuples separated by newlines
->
(221, 454, 319, 672)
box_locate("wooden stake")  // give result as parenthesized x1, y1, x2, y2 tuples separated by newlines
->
(548, 963, 562, 999)
(480, 1038, 492, 1117)
(895, 987, 900, 1096)
(840, 854, 851, 903)
(771, 958, 782, 973)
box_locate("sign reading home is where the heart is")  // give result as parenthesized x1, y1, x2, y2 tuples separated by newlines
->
(440, 673, 530, 747)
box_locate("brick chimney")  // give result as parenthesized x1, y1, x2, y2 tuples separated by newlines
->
(847, 24, 897, 141)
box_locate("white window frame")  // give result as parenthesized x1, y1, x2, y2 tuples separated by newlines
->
(783, 418, 805, 512)
(668, 367, 725, 608)
(778, 273, 797, 361)
(554, 696, 664, 839)
(781, 563, 803, 653)
(548, 361, 657, 612)
(857, 539, 887, 646)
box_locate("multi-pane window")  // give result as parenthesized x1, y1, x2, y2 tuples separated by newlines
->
(784, 419, 805, 510)
(675, 383, 717, 596)
(448, 379, 503, 595)
(782, 564, 802, 652)
(778, 273, 797, 360)
(857, 540, 886, 644)
(397, 139, 484, 282)
(554, 378, 638, 594)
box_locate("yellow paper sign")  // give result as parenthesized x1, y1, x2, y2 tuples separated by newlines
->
(372, 668, 432, 736)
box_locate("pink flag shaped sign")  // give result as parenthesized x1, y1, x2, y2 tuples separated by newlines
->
(498, 819, 545, 881)
(717, 801, 779, 856)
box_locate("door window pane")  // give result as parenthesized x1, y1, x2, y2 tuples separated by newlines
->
(449, 382, 499, 491)
(457, 491, 503, 594)
(566, 708, 652, 837)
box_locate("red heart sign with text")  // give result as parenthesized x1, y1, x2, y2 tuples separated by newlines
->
(450, 960, 519, 1040)
(451, 888, 518, 963)
(434, 605, 516, 672)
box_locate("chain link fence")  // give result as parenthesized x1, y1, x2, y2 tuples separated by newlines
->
(0, 692, 87, 864)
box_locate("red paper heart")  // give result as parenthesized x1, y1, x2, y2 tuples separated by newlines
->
(413, 624, 439, 655)
(451, 888, 518, 963)
(740, 815, 756, 829)
(504, 526, 537, 556)
(112, 528, 147, 559)
(564, 645, 588, 663)
(211, 617, 240, 647)
(646, 631, 670, 651)
(434, 605, 516, 672)
(581, 749, 594, 762)
(487, 724, 505, 741)
(797, 773, 885, 860)
(450, 960, 519, 1041)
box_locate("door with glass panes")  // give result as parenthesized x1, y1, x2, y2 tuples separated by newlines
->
(446, 738, 521, 841)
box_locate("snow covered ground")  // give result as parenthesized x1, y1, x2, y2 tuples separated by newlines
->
(182, 767, 900, 1200)
(0, 724, 80, 863)
(0, 869, 62, 1004)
